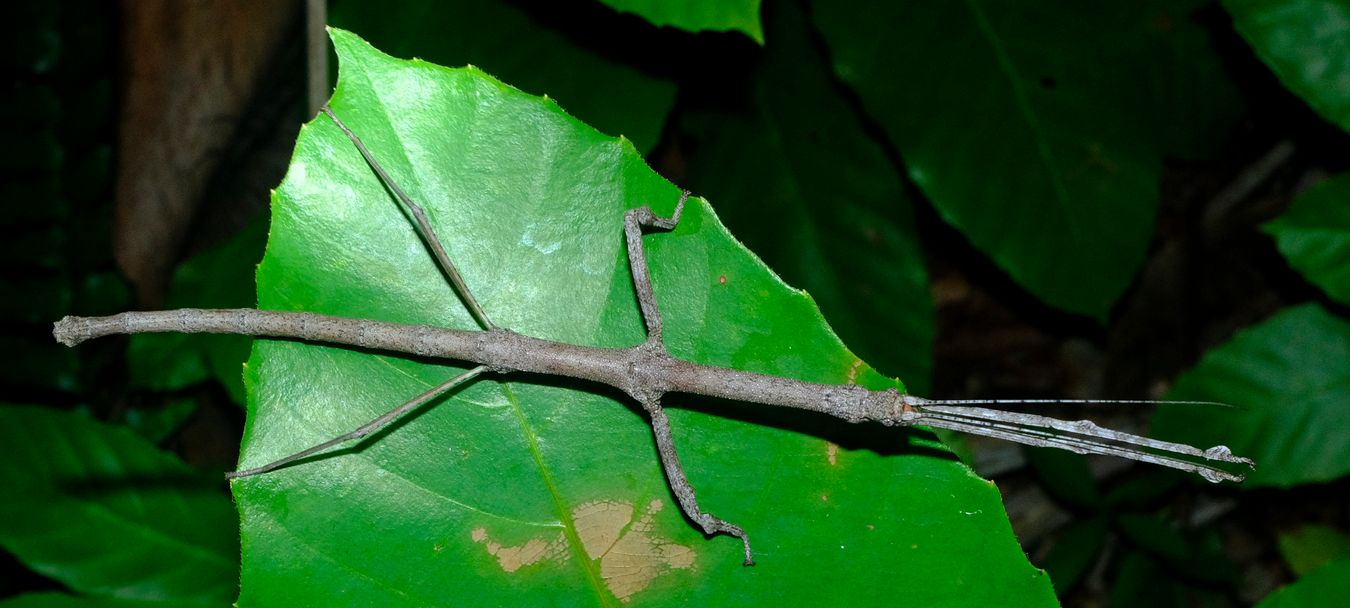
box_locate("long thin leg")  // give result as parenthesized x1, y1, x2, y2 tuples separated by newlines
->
(321, 105, 496, 331)
(624, 192, 752, 563)
(226, 365, 488, 479)
(643, 399, 754, 565)
(624, 191, 687, 343)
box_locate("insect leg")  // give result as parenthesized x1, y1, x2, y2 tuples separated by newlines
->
(227, 365, 488, 479)
(623, 190, 688, 342)
(643, 398, 754, 565)
(320, 105, 496, 331)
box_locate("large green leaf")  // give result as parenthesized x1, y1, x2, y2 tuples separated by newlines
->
(595, 0, 764, 43)
(232, 29, 1055, 606)
(0, 406, 237, 604)
(1263, 173, 1350, 306)
(328, 0, 677, 153)
(1152, 304, 1350, 487)
(1225, 0, 1350, 133)
(811, 0, 1241, 317)
(681, 1, 933, 391)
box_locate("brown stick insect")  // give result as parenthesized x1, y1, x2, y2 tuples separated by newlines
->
(54, 106, 1253, 567)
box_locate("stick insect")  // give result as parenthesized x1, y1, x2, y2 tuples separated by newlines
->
(54, 106, 1253, 566)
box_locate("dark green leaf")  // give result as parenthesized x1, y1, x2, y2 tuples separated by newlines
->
(1116, 515, 1235, 584)
(681, 1, 933, 390)
(2, 26, 60, 74)
(1102, 470, 1184, 509)
(1153, 304, 1350, 487)
(232, 29, 1056, 606)
(1110, 551, 1228, 608)
(72, 271, 132, 319)
(328, 0, 677, 153)
(0, 129, 62, 172)
(595, 0, 763, 42)
(1024, 447, 1100, 509)
(123, 399, 199, 444)
(1116, 513, 1189, 561)
(1263, 173, 1350, 305)
(0, 176, 64, 226)
(0, 593, 184, 608)
(0, 85, 60, 127)
(1110, 552, 1176, 608)
(1224, 0, 1350, 133)
(1278, 524, 1350, 577)
(1257, 554, 1350, 607)
(1041, 515, 1108, 594)
(0, 337, 79, 393)
(127, 217, 265, 404)
(0, 274, 67, 323)
(812, 0, 1241, 317)
(0, 406, 237, 604)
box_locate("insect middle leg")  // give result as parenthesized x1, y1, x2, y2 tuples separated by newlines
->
(625, 193, 755, 565)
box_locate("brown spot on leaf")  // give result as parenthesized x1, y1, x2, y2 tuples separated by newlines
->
(718, 274, 727, 285)
(470, 499, 695, 602)
(826, 441, 839, 466)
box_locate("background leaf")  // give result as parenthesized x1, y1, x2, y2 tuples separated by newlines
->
(231, 29, 1056, 607)
(0, 406, 237, 605)
(127, 217, 266, 404)
(1023, 447, 1100, 509)
(681, 0, 934, 391)
(1255, 554, 1350, 608)
(0, 593, 185, 608)
(328, 0, 677, 153)
(1224, 0, 1350, 133)
(811, 0, 1241, 317)
(1277, 524, 1350, 577)
(595, 0, 763, 42)
(1263, 172, 1350, 305)
(1153, 303, 1350, 487)
(1040, 515, 1108, 593)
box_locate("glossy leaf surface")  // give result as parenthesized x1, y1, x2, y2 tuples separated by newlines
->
(232, 29, 1055, 607)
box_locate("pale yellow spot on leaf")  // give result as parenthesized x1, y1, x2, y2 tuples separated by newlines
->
(573, 500, 633, 557)
(826, 441, 839, 466)
(469, 499, 696, 602)
(845, 358, 864, 383)
(598, 499, 696, 602)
